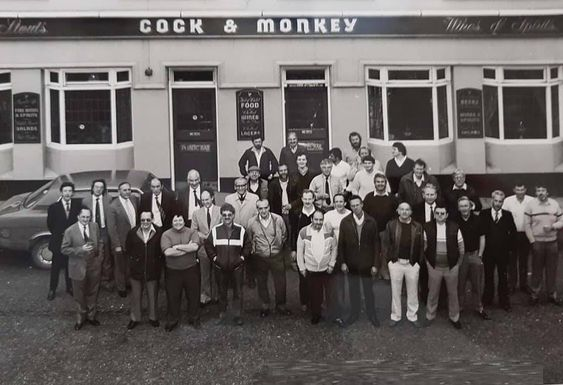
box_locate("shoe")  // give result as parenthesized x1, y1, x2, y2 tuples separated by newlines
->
(369, 316, 381, 328)
(275, 307, 292, 316)
(548, 297, 562, 306)
(343, 316, 358, 328)
(74, 322, 84, 331)
(87, 319, 100, 327)
(311, 315, 321, 325)
(501, 303, 512, 312)
(300, 304, 307, 312)
(164, 322, 178, 332)
(449, 319, 462, 329)
(478, 310, 491, 320)
(529, 297, 540, 306)
(334, 318, 345, 328)
(127, 320, 139, 330)
(149, 319, 160, 328)
(47, 290, 55, 301)
(389, 319, 400, 327)
(66, 287, 73, 296)
(260, 309, 270, 318)
(192, 319, 201, 329)
(216, 312, 226, 325)
(118, 290, 127, 298)
(410, 320, 423, 328)
(233, 317, 244, 326)
(520, 286, 532, 295)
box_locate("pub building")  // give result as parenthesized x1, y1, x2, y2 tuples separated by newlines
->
(1, 0, 563, 194)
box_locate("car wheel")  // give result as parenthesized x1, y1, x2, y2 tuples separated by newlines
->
(30, 239, 52, 270)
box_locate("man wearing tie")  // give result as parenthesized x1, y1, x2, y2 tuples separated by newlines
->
(191, 188, 222, 306)
(107, 181, 139, 298)
(179, 169, 203, 228)
(82, 179, 112, 291)
(61, 208, 103, 330)
(47, 182, 83, 301)
(140, 177, 176, 230)
(309, 159, 345, 211)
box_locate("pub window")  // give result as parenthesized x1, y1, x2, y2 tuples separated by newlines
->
(483, 66, 561, 140)
(45, 69, 133, 146)
(366, 67, 452, 142)
(0, 72, 12, 145)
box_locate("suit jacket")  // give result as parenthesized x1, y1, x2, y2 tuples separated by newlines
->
(61, 222, 102, 281)
(139, 190, 177, 230)
(107, 196, 139, 251)
(268, 177, 297, 215)
(480, 208, 517, 260)
(279, 144, 308, 175)
(247, 179, 269, 200)
(82, 194, 111, 230)
(412, 199, 445, 226)
(191, 204, 223, 244)
(178, 185, 203, 224)
(308, 174, 346, 210)
(47, 198, 83, 253)
(224, 192, 259, 228)
(337, 212, 381, 271)
(238, 147, 279, 180)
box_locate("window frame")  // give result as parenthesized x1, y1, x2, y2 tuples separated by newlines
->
(365, 66, 453, 145)
(483, 66, 562, 144)
(0, 70, 13, 148)
(45, 68, 133, 149)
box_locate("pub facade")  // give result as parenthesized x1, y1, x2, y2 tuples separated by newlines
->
(1, 0, 562, 192)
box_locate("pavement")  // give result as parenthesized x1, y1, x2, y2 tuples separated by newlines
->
(0, 250, 562, 385)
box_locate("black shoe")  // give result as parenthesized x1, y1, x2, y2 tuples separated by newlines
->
(260, 309, 270, 318)
(501, 303, 512, 312)
(520, 286, 532, 295)
(192, 319, 201, 329)
(47, 290, 55, 301)
(233, 317, 244, 326)
(529, 297, 540, 306)
(74, 322, 84, 331)
(389, 319, 400, 328)
(334, 318, 345, 328)
(369, 316, 381, 328)
(66, 287, 73, 296)
(164, 322, 178, 332)
(478, 310, 491, 320)
(548, 297, 562, 306)
(410, 320, 424, 328)
(118, 290, 127, 298)
(149, 319, 160, 328)
(127, 320, 139, 330)
(449, 319, 462, 329)
(344, 316, 358, 327)
(311, 315, 321, 324)
(275, 307, 293, 316)
(87, 319, 100, 327)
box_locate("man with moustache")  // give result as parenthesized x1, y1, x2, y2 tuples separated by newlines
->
(238, 134, 279, 181)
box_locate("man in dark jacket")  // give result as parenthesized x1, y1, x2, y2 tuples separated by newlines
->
(125, 211, 163, 330)
(444, 169, 482, 220)
(383, 202, 424, 327)
(139, 177, 177, 230)
(205, 203, 252, 326)
(238, 134, 279, 181)
(279, 131, 308, 175)
(398, 158, 440, 207)
(337, 195, 381, 327)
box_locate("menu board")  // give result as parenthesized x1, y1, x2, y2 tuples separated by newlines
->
(13, 92, 40, 143)
(237, 89, 264, 141)
(457, 88, 483, 139)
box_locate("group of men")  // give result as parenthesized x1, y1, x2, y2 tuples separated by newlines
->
(46, 132, 563, 331)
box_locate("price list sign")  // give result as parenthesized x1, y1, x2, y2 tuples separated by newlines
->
(237, 89, 264, 141)
(457, 88, 483, 139)
(13, 92, 41, 143)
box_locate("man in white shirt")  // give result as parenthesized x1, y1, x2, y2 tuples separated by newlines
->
(309, 159, 345, 210)
(502, 182, 534, 294)
(346, 155, 384, 199)
(328, 147, 350, 188)
(179, 169, 203, 228)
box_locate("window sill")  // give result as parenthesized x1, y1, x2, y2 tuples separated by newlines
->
(46, 142, 133, 151)
(368, 137, 454, 146)
(0, 142, 14, 150)
(484, 137, 563, 145)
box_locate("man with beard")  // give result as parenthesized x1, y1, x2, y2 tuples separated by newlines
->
(238, 134, 279, 181)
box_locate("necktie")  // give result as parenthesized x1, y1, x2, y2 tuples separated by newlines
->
(239, 195, 245, 203)
(155, 196, 164, 219)
(82, 225, 89, 242)
(124, 199, 136, 228)
(95, 197, 101, 226)
(193, 189, 201, 207)
(325, 176, 331, 205)
(494, 211, 499, 223)
(430, 204, 434, 221)
(207, 208, 211, 228)
(65, 201, 70, 218)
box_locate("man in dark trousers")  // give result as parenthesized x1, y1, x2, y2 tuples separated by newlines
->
(47, 181, 83, 300)
(238, 134, 279, 181)
(178, 169, 203, 228)
(481, 190, 517, 312)
(268, 163, 295, 223)
(139, 177, 176, 230)
(337, 195, 381, 327)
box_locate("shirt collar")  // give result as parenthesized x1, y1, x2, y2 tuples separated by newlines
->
(302, 206, 315, 216)
(453, 183, 467, 190)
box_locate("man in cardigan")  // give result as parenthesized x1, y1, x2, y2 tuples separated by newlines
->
(383, 202, 424, 327)
(423, 203, 465, 329)
(385, 142, 415, 195)
(247, 199, 290, 317)
(337, 195, 381, 327)
(238, 134, 279, 181)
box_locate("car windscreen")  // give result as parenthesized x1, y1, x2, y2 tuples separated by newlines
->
(23, 179, 57, 208)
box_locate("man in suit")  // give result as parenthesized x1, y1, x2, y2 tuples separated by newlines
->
(309, 158, 346, 211)
(268, 163, 294, 217)
(139, 177, 176, 230)
(444, 169, 482, 220)
(191, 188, 222, 306)
(107, 181, 139, 298)
(481, 190, 517, 312)
(61, 208, 103, 330)
(238, 134, 279, 181)
(337, 195, 381, 328)
(279, 132, 308, 175)
(47, 181, 83, 300)
(82, 179, 113, 291)
(178, 169, 203, 228)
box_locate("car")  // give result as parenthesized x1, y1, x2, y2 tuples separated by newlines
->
(0, 170, 159, 269)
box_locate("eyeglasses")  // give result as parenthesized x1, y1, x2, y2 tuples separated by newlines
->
(140, 219, 153, 222)
(434, 212, 447, 216)
(222, 213, 233, 217)
(234, 185, 246, 188)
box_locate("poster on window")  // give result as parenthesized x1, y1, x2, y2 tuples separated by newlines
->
(236, 89, 264, 141)
(457, 88, 483, 138)
(13, 92, 40, 143)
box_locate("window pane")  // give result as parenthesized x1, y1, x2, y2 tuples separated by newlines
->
(387, 88, 433, 140)
(483, 86, 499, 138)
(116, 88, 132, 143)
(0, 89, 12, 144)
(483, 68, 496, 79)
(173, 70, 214, 82)
(117, 71, 130, 83)
(550, 68, 559, 79)
(285, 69, 326, 81)
(388, 70, 429, 81)
(552, 86, 559, 138)
(437, 68, 446, 80)
(367, 86, 383, 139)
(65, 90, 112, 144)
(437, 86, 449, 139)
(0, 73, 11, 84)
(50, 72, 59, 84)
(368, 69, 380, 80)
(172, 88, 216, 132)
(65, 72, 109, 82)
(503, 69, 544, 80)
(503, 87, 546, 139)
(284, 85, 328, 133)
(50, 89, 60, 143)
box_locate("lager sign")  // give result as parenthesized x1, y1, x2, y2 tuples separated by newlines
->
(237, 89, 264, 141)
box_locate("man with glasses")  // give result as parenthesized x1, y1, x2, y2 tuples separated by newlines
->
(140, 177, 176, 230)
(179, 169, 203, 228)
(205, 203, 252, 326)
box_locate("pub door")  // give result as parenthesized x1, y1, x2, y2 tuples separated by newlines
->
(283, 68, 331, 174)
(169, 69, 219, 191)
